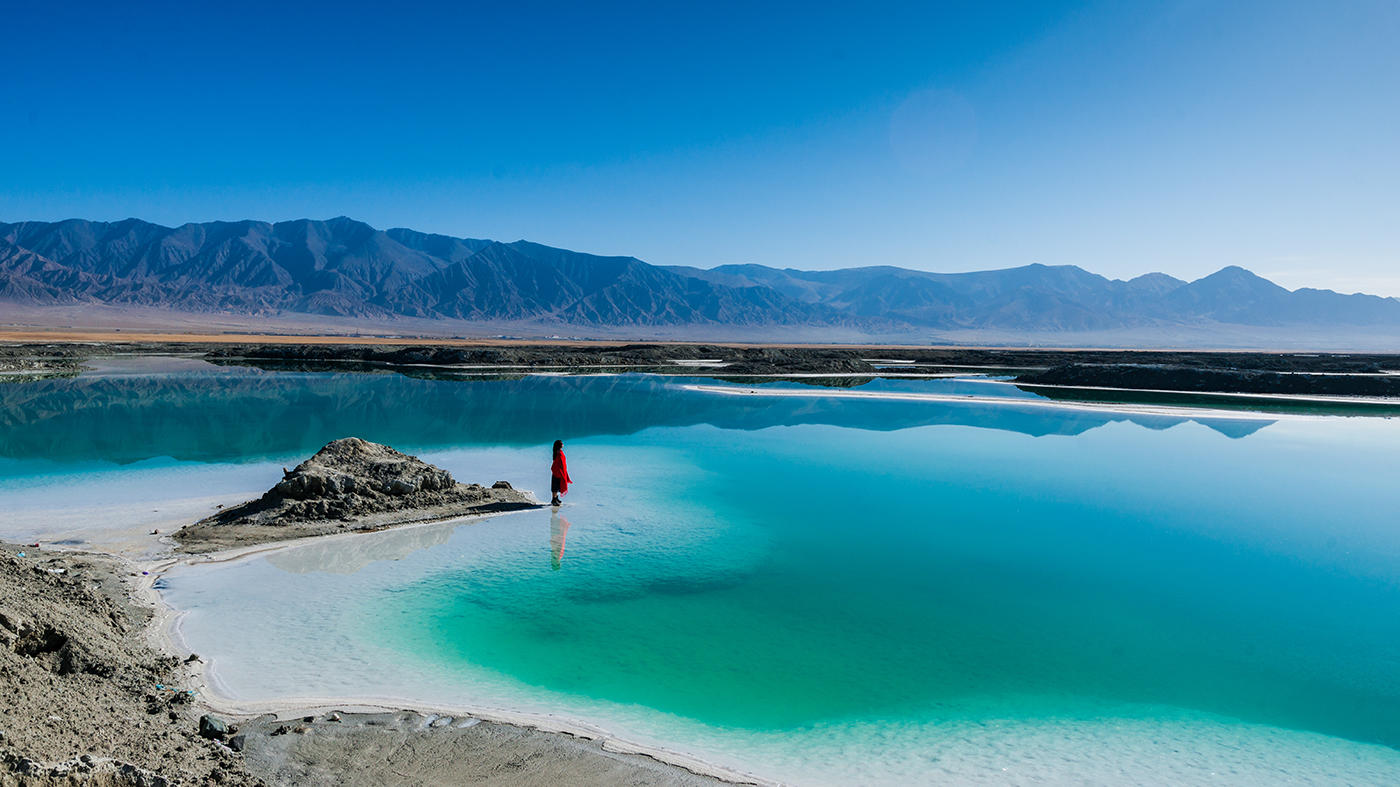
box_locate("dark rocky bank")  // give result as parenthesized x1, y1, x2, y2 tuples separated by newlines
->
(1017, 363, 1400, 397)
(197, 342, 1400, 376)
(201, 343, 883, 376)
(5, 341, 1400, 395)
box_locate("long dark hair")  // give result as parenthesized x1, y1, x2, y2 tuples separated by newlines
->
(552, 439, 563, 458)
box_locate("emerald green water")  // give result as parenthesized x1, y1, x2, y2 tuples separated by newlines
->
(6, 360, 1400, 783)
(376, 424, 1400, 738)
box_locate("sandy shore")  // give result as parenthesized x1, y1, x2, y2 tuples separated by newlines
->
(1, 523, 740, 786)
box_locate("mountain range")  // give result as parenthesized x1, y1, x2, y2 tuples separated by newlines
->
(3, 217, 1398, 339)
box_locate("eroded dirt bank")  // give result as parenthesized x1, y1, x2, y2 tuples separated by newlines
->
(0, 545, 259, 786)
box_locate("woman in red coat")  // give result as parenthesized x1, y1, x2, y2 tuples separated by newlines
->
(550, 439, 572, 506)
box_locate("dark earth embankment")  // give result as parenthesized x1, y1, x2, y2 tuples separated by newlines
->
(5, 341, 1400, 393)
(1017, 364, 1400, 397)
(199, 342, 1400, 374)
(202, 343, 882, 376)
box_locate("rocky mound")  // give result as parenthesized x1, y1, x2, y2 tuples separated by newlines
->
(175, 438, 538, 552)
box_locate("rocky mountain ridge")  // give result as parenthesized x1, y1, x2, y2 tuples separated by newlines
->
(3, 217, 1398, 334)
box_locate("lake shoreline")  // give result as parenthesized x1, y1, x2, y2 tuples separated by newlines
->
(3, 505, 751, 786)
(2, 520, 756, 784)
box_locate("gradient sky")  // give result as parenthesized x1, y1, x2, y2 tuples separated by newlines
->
(3, 1, 1397, 293)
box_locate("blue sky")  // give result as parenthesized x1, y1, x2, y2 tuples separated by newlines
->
(2, 1, 1397, 293)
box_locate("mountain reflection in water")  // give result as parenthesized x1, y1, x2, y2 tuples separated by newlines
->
(0, 363, 1271, 468)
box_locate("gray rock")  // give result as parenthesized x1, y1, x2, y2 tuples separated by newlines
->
(199, 714, 230, 739)
(492, 480, 513, 489)
(227, 733, 246, 752)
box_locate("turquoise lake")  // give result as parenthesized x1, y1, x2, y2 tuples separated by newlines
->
(4, 360, 1399, 784)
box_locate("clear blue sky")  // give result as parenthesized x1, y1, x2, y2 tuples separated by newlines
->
(3, 1, 1397, 293)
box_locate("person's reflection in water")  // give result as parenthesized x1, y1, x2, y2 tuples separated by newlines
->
(550, 510, 571, 570)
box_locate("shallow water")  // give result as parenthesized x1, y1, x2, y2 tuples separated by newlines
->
(5, 360, 1400, 783)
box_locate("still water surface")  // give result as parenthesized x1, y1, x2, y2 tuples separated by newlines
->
(4, 361, 1398, 783)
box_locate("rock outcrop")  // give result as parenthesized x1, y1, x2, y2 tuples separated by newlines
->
(174, 438, 538, 551)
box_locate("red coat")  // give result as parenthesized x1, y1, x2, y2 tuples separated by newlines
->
(552, 451, 572, 495)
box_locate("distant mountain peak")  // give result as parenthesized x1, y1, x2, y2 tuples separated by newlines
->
(1130, 271, 1183, 281)
(1201, 264, 1274, 282)
(1125, 272, 1187, 293)
(1191, 265, 1289, 292)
